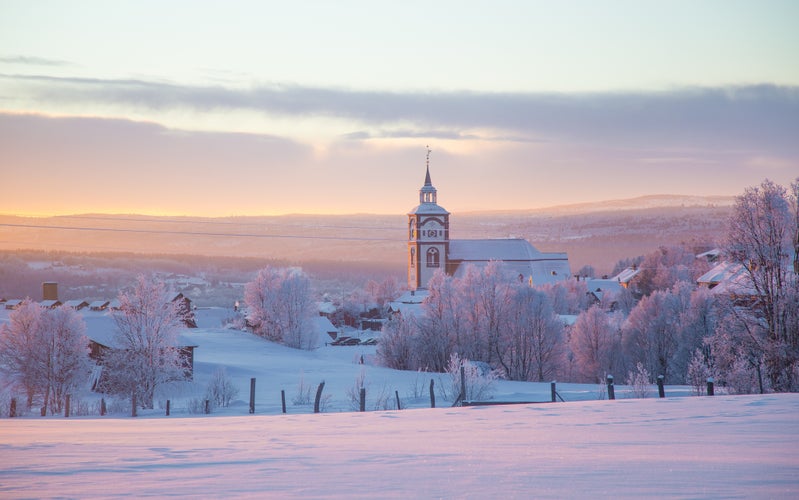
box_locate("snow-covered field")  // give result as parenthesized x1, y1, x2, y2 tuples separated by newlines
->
(2, 308, 798, 498)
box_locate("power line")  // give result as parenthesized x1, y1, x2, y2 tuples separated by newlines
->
(0, 222, 404, 242)
(45, 214, 403, 231)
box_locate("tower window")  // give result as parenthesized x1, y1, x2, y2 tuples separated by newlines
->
(426, 247, 440, 268)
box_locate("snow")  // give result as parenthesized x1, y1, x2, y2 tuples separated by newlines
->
(1, 308, 798, 498)
(2, 395, 798, 498)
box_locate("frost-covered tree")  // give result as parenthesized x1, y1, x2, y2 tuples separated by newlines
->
(622, 287, 684, 382)
(569, 306, 623, 383)
(244, 266, 317, 350)
(457, 262, 514, 363)
(0, 300, 89, 413)
(103, 275, 186, 409)
(497, 286, 564, 382)
(37, 305, 91, 414)
(0, 300, 41, 408)
(722, 178, 799, 391)
(377, 313, 419, 371)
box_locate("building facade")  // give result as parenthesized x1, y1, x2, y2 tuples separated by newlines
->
(407, 164, 571, 290)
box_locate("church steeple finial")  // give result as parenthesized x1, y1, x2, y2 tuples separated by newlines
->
(424, 145, 432, 186)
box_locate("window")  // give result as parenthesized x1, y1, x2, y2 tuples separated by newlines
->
(426, 247, 440, 268)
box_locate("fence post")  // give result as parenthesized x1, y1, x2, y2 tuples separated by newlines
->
(460, 365, 467, 403)
(657, 375, 665, 398)
(551, 381, 557, 403)
(359, 387, 366, 412)
(41, 406, 46, 417)
(395, 390, 401, 410)
(165, 400, 170, 416)
(249, 377, 256, 414)
(429, 379, 436, 408)
(131, 392, 137, 417)
(65, 394, 70, 418)
(607, 375, 615, 400)
(281, 390, 287, 414)
(100, 398, 106, 416)
(10, 398, 16, 418)
(314, 381, 326, 413)
(707, 377, 715, 396)
(204, 399, 210, 414)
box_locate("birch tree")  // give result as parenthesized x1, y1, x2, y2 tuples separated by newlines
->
(103, 275, 185, 409)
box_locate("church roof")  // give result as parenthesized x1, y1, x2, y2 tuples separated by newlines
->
(448, 239, 571, 286)
(449, 239, 565, 262)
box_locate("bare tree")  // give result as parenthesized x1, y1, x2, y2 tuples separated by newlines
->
(0, 300, 41, 409)
(37, 305, 90, 414)
(244, 266, 317, 350)
(723, 178, 799, 390)
(0, 301, 89, 413)
(497, 286, 564, 382)
(103, 275, 186, 409)
(569, 306, 622, 383)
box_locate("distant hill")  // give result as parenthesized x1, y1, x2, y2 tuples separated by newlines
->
(0, 195, 732, 275)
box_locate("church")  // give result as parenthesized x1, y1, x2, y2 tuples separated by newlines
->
(407, 162, 571, 290)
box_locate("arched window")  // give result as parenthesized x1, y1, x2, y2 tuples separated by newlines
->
(426, 247, 440, 268)
(410, 248, 415, 267)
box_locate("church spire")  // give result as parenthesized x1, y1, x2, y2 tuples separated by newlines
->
(420, 145, 437, 204)
(424, 145, 432, 186)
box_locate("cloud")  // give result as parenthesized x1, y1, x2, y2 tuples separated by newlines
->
(0, 56, 73, 67)
(2, 73, 797, 157)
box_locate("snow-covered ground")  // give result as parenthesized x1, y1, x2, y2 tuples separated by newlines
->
(2, 308, 798, 498)
(3, 394, 798, 498)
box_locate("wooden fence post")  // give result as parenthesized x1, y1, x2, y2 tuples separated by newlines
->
(657, 375, 665, 398)
(429, 379, 436, 408)
(281, 390, 287, 414)
(64, 394, 70, 418)
(607, 375, 615, 400)
(165, 400, 170, 416)
(359, 387, 366, 412)
(395, 390, 401, 410)
(249, 377, 256, 414)
(100, 398, 106, 416)
(314, 381, 325, 413)
(707, 377, 715, 396)
(204, 399, 210, 414)
(9, 398, 16, 418)
(131, 392, 137, 417)
(460, 365, 467, 403)
(551, 381, 557, 403)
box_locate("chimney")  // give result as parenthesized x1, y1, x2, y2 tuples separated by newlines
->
(43, 282, 58, 301)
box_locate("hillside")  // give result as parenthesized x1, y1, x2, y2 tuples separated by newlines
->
(0, 195, 732, 277)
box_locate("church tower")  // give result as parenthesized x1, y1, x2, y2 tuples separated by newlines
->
(408, 148, 450, 290)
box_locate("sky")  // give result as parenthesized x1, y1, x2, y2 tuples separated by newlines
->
(1, 0, 798, 216)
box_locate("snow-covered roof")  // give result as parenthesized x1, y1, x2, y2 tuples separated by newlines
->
(697, 261, 756, 295)
(612, 267, 641, 284)
(407, 202, 449, 216)
(64, 299, 89, 308)
(83, 313, 197, 349)
(583, 278, 624, 294)
(317, 301, 337, 315)
(448, 239, 571, 286)
(387, 301, 424, 317)
(312, 315, 337, 334)
(392, 289, 428, 305)
(697, 261, 744, 286)
(40, 300, 61, 308)
(89, 300, 110, 309)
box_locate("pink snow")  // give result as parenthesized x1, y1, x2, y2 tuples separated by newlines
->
(2, 394, 798, 498)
